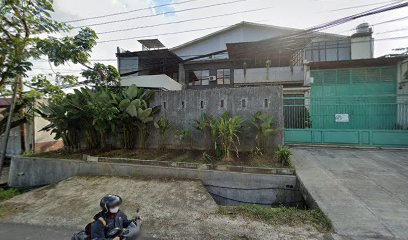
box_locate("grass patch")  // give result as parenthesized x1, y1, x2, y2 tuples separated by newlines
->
(0, 188, 21, 202)
(218, 205, 332, 232)
(30, 149, 289, 168)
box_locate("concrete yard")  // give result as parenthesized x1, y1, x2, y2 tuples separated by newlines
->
(292, 147, 408, 240)
(0, 176, 326, 240)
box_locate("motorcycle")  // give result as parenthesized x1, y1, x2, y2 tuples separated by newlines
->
(71, 209, 142, 240)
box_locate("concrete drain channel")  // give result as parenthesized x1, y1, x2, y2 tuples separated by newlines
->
(9, 156, 306, 208)
(204, 183, 306, 208)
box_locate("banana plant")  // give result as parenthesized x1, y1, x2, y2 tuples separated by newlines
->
(37, 85, 160, 150)
(117, 86, 158, 148)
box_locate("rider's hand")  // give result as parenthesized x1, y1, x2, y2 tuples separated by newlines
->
(113, 237, 120, 240)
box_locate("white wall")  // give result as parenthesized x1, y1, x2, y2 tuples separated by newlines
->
(351, 36, 374, 60)
(234, 66, 304, 84)
(172, 25, 292, 60)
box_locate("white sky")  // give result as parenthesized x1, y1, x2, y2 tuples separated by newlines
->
(28, 0, 408, 79)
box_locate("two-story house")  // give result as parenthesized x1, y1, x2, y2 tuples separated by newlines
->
(116, 21, 374, 95)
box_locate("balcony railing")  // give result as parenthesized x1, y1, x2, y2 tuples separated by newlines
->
(234, 66, 304, 84)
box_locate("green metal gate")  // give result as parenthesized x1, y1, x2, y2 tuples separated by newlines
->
(284, 66, 408, 147)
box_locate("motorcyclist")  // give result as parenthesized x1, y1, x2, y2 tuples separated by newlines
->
(91, 194, 141, 240)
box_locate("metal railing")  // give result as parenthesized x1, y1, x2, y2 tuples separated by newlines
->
(284, 94, 408, 130)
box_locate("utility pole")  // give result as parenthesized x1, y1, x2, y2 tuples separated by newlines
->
(0, 76, 20, 175)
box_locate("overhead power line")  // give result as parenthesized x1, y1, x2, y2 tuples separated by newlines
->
(64, 0, 202, 23)
(97, 25, 229, 43)
(118, 1, 408, 76)
(107, 1, 408, 47)
(73, 0, 252, 28)
(339, 15, 408, 33)
(328, 0, 403, 12)
(96, 5, 275, 35)
(285, 1, 408, 39)
(31, 1, 408, 78)
(95, 17, 408, 44)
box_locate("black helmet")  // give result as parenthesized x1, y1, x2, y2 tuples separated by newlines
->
(100, 194, 122, 213)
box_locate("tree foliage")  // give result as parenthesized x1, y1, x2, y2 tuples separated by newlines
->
(0, 0, 121, 151)
(36, 85, 160, 150)
(0, 0, 67, 86)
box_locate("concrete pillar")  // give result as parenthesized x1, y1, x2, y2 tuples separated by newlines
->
(178, 63, 186, 89)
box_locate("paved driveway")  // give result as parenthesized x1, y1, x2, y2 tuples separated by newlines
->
(292, 147, 408, 240)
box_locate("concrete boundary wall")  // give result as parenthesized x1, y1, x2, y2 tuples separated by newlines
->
(150, 86, 284, 150)
(9, 156, 302, 206)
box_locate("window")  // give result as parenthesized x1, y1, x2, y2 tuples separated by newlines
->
(217, 69, 231, 85)
(188, 70, 210, 86)
(305, 40, 351, 62)
(220, 99, 224, 108)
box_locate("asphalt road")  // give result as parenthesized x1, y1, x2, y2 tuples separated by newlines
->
(0, 222, 154, 240)
(0, 223, 76, 239)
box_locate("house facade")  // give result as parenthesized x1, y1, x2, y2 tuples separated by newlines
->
(116, 22, 375, 95)
(116, 21, 408, 147)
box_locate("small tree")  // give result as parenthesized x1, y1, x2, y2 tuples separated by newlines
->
(0, 0, 121, 172)
(154, 117, 171, 149)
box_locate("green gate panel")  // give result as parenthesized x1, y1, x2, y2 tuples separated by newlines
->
(312, 131, 322, 144)
(284, 129, 408, 147)
(322, 131, 359, 144)
(371, 131, 408, 146)
(283, 66, 407, 148)
(360, 131, 371, 145)
(284, 129, 312, 143)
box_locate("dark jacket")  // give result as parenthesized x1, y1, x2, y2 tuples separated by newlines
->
(91, 210, 133, 240)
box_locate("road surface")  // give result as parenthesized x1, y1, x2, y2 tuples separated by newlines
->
(0, 223, 76, 239)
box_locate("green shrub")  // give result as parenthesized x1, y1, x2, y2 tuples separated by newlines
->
(174, 129, 193, 149)
(154, 117, 171, 149)
(250, 111, 277, 154)
(195, 113, 216, 151)
(216, 113, 245, 161)
(275, 145, 292, 166)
